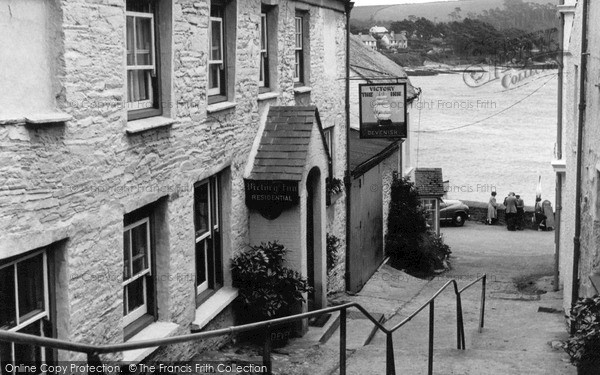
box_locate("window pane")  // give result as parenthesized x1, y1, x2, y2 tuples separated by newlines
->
(295, 17, 302, 48)
(211, 178, 218, 227)
(210, 19, 222, 61)
(126, 277, 145, 312)
(196, 241, 207, 288)
(17, 254, 45, 321)
(0, 266, 16, 329)
(127, 0, 152, 13)
(126, 16, 135, 65)
(131, 223, 148, 276)
(128, 70, 151, 102)
(195, 184, 209, 237)
(135, 17, 153, 65)
(209, 65, 220, 91)
(14, 322, 43, 371)
(123, 230, 131, 280)
(261, 14, 267, 50)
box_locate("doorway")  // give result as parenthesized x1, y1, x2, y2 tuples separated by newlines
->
(306, 167, 323, 310)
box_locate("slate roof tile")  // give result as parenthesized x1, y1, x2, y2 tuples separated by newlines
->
(414, 168, 444, 197)
(249, 106, 327, 181)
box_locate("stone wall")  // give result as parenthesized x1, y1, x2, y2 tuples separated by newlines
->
(575, 0, 600, 301)
(0, 0, 348, 361)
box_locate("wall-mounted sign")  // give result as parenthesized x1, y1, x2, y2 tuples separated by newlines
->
(359, 83, 407, 139)
(244, 179, 299, 219)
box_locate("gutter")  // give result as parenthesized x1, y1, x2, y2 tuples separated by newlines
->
(572, 0, 589, 331)
(344, 1, 354, 292)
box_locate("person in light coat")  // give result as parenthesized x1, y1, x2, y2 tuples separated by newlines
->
(487, 191, 498, 225)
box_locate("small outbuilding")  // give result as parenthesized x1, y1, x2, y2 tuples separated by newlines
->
(413, 168, 445, 235)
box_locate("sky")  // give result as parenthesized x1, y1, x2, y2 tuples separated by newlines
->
(353, 0, 456, 6)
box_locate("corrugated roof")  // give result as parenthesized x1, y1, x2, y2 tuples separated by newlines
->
(350, 34, 419, 101)
(349, 129, 400, 178)
(414, 168, 444, 197)
(248, 106, 329, 181)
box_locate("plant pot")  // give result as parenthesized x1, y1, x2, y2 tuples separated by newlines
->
(577, 362, 600, 375)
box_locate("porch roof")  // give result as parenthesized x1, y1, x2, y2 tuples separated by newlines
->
(248, 106, 330, 181)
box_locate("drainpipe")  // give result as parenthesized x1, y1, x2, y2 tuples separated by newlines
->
(554, 0, 565, 292)
(571, 0, 589, 332)
(344, 1, 354, 292)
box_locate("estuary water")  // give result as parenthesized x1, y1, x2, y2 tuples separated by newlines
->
(407, 67, 558, 205)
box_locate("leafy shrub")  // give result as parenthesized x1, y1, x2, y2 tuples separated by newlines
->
(563, 295, 600, 368)
(385, 175, 451, 276)
(231, 242, 312, 320)
(326, 233, 341, 273)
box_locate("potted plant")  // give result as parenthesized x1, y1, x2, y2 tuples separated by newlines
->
(563, 295, 600, 374)
(231, 242, 312, 346)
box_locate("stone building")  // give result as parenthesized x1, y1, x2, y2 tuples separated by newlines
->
(0, 0, 351, 364)
(556, 0, 600, 312)
(554, 0, 577, 312)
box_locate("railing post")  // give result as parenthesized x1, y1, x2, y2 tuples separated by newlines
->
(263, 325, 272, 375)
(479, 275, 486, 333)
(386, 333, 396, 375)
(456, 294, 465, 350)
(428, 300, 434, 375)
(340, 309, 346, 375)
(87, 352, 105, 375)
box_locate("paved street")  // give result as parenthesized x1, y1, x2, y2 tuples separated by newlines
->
(199, 222, 576, 374)
(335, 223, 575, 374)
(216, 222, 575, 374)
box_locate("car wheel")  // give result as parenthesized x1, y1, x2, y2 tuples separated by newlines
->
(453, 213, 465, 227)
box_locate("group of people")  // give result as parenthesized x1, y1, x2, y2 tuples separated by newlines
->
(487, 192, 525, 230)
(487, 192, 555, 231)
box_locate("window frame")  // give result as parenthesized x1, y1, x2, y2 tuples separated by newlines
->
(122, 218, 152, 327)
(259, 12, 269, 89)
(126, 1, 162, 121)
(0, 249, 50, 369)
(208, 2, 228, 104)
(293, 15, 304, 84)
(194, 176, 222, 304)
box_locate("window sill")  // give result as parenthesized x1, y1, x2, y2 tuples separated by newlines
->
(126, 116, 177, 134)
(191, 286, 238, 332)
(207, 101, 237, 114)
(293, 86, 312, 94)
(257, 92, 280, 101)
(121, 321, 179, 363)
(1, 112, 72, 126)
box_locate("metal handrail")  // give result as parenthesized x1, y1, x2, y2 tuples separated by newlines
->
(0, 274, 486, 375)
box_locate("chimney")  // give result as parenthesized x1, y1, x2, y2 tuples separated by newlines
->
(359, 32, 362, 36)
(390, 30, 395, 39)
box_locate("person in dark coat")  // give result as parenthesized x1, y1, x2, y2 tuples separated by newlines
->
(504, 192, 518, 231)
(515, 195, 524, 230)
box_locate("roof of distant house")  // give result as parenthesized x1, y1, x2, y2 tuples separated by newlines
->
(349, 34, 419, 101)
(357, 33, 377, 42)
(414, 168, 444, 197)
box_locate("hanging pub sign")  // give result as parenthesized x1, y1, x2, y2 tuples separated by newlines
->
(359, 82, 407, 139)
(244, 179, 299, 219)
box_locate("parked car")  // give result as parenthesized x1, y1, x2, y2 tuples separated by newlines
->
(440, 199, 470, 227)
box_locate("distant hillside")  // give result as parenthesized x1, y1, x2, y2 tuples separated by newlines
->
(352, 0, 558, 24)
